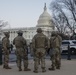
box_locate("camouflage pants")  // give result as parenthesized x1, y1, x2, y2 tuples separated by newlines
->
(59, 50, 61, 67)
(51, 48, 60, 68)
(34, 48, 46, 70)
(3, 50, 9, 67)
(15, 48, 28, 69)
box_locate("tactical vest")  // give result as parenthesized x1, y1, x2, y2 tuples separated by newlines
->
(2, 37, 10, 49)
(35, 34, 46, 48)
(14, 36, 24, 48)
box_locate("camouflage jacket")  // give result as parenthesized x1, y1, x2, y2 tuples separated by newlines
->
(50, 36, 60, 49)
(32, 33, 49, 49)
(2, 37, 10, 51)
(13, 36, 27, 49)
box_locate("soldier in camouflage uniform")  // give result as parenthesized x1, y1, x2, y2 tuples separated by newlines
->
(32, 28, 49, 73)
(2, 31, 11, 69)
(48, 31, 61, 70)
(57, 32, 62, 67)
(13, 30, 31, 71)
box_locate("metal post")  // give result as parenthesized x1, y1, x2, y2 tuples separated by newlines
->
(67, 44, 71, 60)
(0, 42, 2, 65)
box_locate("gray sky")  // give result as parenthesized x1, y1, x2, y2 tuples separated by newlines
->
(0, 0, 52, 28)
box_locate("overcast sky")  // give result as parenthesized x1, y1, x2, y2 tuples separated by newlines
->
(0, 0, 52, 28)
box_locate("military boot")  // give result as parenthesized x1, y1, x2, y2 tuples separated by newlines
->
(5, 66, 12, 69)
(56, 66, 60, 69)
(24, 68, 31, 71)
(19, 67, 22, 71)
(48, 67, 55, 71)
(33, 70, 38, 73)
(42, 68, 46, 72)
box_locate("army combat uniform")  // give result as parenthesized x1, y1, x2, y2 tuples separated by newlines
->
(30, 42, 41, 65)
(13, 30, 31, 71)
(57, 34, 62, 67)
(32, 28, 48, 73)
(2, 32, 11, 69)
(49, 32, 60, 70)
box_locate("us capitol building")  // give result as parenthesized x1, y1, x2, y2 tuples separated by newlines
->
(1, 3, 55, 44)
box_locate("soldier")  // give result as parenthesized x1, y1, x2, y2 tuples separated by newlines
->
(48, 31, 60, 70)
(57, 32, 62, 67)
(13, 30, 31, 71)
(32, 28, 49, 73)
(2, 31, 11, 69)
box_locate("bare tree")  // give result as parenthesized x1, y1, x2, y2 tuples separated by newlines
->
(0, 20, 8, 40)
(0, 20, 8, 28)
(59, 0, 76, 22)
(50, 0, 76, 34)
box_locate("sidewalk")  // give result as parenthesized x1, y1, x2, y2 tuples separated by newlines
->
(0, 59, 76, 75)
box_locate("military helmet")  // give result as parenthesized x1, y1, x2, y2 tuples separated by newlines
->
(37, 28, 42, 33)
(4, 31, 10, 36)
(51, 31, 57, 36)
(17, 30, 23, 34)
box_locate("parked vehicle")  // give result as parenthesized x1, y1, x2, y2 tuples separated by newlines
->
(61, 40, 76, 54)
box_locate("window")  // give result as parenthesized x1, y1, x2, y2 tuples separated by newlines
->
(62, 41, 70, 44)
(72, 41, 76, 44)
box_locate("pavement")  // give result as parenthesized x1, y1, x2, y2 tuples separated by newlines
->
(0, 59, 76, 75)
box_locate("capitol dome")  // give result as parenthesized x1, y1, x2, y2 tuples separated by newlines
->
(36, 3, 53, 27)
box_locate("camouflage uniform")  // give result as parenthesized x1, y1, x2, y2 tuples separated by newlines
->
(2, 32, 11, 69)
(49, 31, 60, 70)
(13, 30, 31, 71)
(57, 34, 62, 67)
(32, 28, 48, 73)
(30, 42, 41, 65)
